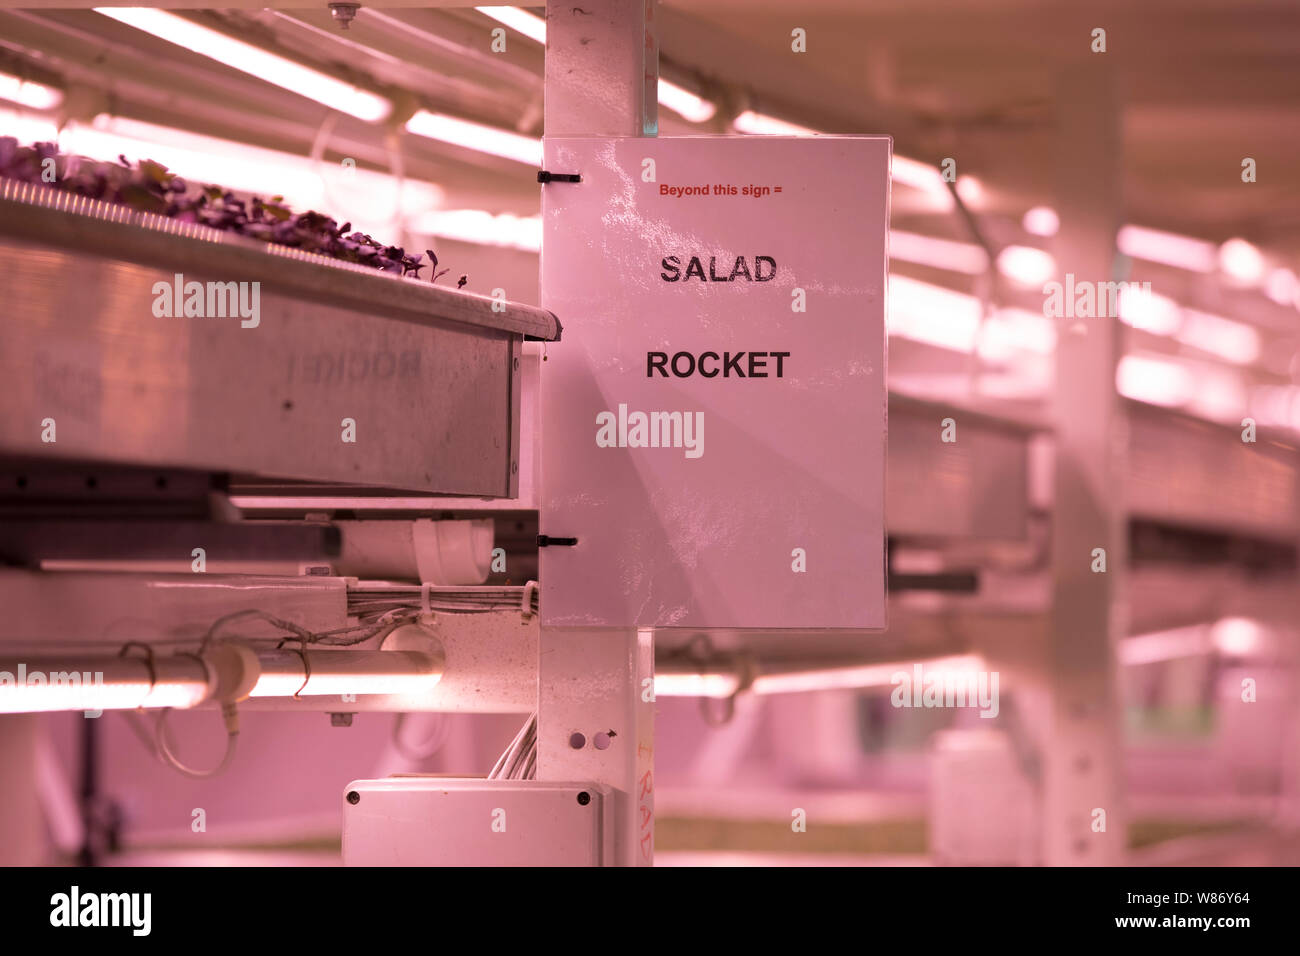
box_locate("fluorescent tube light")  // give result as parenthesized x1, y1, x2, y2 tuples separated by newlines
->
(955, 175, 983, 206)
(888, 275, 983, 354)
(752, 655, 985, 695)
(996, 245, 1056, 286)
(1116, 224, 1217, 273)
(0, 71, 63, 110)
(410, 209, 542, 252)
(730, 110, 815, 135)
(475, 5, 548, 43)
(1175, 309, 1260, 366)
(978, 308, 1057, 360)
(95, 8, 391, 122)
(1021, 206, 1059, 237)
(1116, 354, 1194, 408)
(889, 229, 988, 275)
(1118, 286, 1182, 335)
(657, 79, 716, 123)
(1218, 237, 1265, 284)
(405, 109, 542, 165)
(1265, 268, 1297, 307)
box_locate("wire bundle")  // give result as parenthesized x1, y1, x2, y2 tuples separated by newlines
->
(488, 712, 538, 781)
(348, 584, 540, 624)
(69, 589, 540, 779)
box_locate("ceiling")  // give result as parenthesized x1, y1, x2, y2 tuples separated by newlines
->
(663, 0, 1300, 254)
(0, 1, 1297, 416)
(0, 2, 1295, 248)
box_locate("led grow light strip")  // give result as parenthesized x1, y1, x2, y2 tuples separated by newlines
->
(95, 8, 392, 123)
(0, 70, 63, 110)
(654, 654, 987, 698)
(0, 649, 442, 714)
(404, 110, 542, 165)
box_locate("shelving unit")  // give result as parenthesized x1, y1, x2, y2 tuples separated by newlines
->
(0, 178, 559, 498)
(0, 0, 1296, 869)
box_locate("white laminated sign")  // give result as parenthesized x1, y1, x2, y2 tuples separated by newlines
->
(540, 136, 890, 629)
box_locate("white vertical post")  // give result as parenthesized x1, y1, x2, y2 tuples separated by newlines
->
(537, 0, 657, 866)
(544, 0, 657, 138)
(1042, 62, 1127, 865)
(537, 627, 655, 865)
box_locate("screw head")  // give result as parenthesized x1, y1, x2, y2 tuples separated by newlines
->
(346, 790, 360, 805)
(577, 791, 591, 806)
(328, 3, 360, 29)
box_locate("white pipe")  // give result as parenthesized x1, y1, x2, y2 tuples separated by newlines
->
(0, 656, 210, 713)
(0, 649, 443, 714)
(248, 650, 443, 698)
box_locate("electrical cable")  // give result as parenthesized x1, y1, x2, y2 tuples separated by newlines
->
(153, 705, 238, 779)
(489, 712, 537, 780)
(26, 587, 537, 653)
(506, 722, 534, 778)
(198, 608, 313, 654)
(114, 637, 259, 779)
(41, 596, 530, 776)
(348, 583, 540, 619)
(310, 110, 406, 231)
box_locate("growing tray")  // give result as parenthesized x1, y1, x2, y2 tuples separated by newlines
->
(0, 178, 559, 497)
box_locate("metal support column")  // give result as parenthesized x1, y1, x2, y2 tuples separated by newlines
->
(536, 0, 657, 866)
(1043, 62, 1127, 865)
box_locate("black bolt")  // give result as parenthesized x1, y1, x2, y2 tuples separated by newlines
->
(576, 791, 591, 806)
(346, 790, 360, 805)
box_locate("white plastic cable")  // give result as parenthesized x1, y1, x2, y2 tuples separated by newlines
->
(154, 704, 239, 779)
(521, 580, 538, 621)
